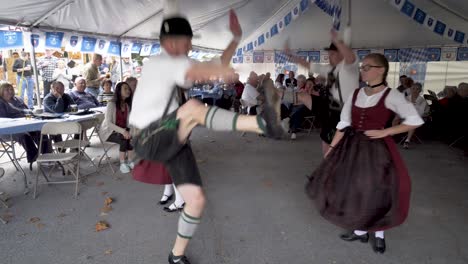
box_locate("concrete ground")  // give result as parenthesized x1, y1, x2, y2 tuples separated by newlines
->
(0, 128, 467, 264)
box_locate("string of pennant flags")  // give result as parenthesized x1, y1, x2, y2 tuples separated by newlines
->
(389, 0, 467, 45)
(0, 30, 221, 60)
(232, 46, 468, 64)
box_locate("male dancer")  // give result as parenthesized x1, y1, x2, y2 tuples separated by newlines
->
(129, 3, 283, 263)
(287, 29, 359, 155)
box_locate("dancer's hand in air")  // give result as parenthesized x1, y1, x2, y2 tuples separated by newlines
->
(365, 129, 390, 139)
(229, 9, 242, 38)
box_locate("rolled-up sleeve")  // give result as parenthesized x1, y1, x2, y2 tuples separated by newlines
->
(389, 91, 424, 126)
(336, 91, 354, 130)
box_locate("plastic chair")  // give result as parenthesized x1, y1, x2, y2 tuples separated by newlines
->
(34, 122, 82, 199)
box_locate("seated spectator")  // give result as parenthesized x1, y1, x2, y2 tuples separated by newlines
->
(44, 81, 75, 113)
(397, 77, 413, 97)
(100, 82, 135, 173)
(68, 77, 100, 109)
(285, 71, 297, 87)
(232, 73, 244, 112)
(97, 79, 114, 105)
(0, 82, 45, 169)
(241, 71, 259, 115)
(289, 75, 312, 139)
(123, 76, 138, 93)
(396, 75, 407, 93)
(403, 82, 428, 149)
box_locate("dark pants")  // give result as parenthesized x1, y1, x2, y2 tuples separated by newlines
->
(290, 105, 312, 133)
(43, 80, 52, 98)
(107, 132, 133, 152)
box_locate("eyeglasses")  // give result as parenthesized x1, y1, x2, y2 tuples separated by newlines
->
(359, 65, 384, 72)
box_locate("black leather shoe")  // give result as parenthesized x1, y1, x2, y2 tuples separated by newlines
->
(163, 203, 185, 213)
(159, 194, 173, 205)
(340, 232, 369, 243)
(373, 237, 386, 254)
(168, 252, 191, 264)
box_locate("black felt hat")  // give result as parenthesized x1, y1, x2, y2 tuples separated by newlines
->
(324, 43, 338, 51)
(160, 16, 193, 38)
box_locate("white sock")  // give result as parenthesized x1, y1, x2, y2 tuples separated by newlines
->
(354, 230, 368, 236)
(173, 184, 185, 206)
(375, 231, 385, 239)
(162, 184, 174, 197)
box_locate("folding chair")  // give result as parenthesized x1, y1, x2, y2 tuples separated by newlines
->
(0, 168, 8, 224)
(34, 122, 82, 199)
(0, 135, 28, 192)
(93, 114, 117, 174)
(301, 116, 316, 135)
(53, 118, 100, 174)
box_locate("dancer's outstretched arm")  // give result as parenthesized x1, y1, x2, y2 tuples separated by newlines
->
(220, 10, 243, 66)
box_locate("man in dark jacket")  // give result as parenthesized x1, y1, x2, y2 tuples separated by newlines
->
(43, 81, 75, 113)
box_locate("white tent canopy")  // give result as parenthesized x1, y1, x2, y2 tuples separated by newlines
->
(1, 0, 467, 51)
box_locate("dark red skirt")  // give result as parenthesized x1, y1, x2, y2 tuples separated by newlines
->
(306, 128, 411, 231)
(132, 160, 172, 185)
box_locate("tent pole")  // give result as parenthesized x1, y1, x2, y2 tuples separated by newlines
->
(119, 9, 163, 37)
(31, 0, 76, 27)
(29, 33, 42, 107)
(119, 39, 124, 82)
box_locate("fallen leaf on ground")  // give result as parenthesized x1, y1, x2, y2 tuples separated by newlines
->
(196, 159, 206, 164)
(96, 181, 105, 187)
(100, 205, 112, 213)
(1, 212, 13, 221)
(262, 179, 273, 188)
(101, 191, 108, 196)
(95, 221, 110, 232)
(57, 213, 67, 218)
(104, 197, 113, 206)
(209, 140, 216, 143)
(29, 217, 40, 223)
(104, 249, 112, 255)
(17, 233, 28, 237)
(36, 223, 45, 229)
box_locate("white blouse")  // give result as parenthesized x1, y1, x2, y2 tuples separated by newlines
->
(337, 87, 424, 130)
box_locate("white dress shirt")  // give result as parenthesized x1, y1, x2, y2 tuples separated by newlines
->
(309, 59, 359, 104)
(241, 83, 259, 107)
(337, 87, 424, 130)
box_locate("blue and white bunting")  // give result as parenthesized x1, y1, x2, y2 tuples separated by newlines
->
(131, 43, 142, 54)
(149, 43, 161, 55)
(308, 51, 320, 63)
(433, 20, 446, 36)
(264, 51, 275, 63)
(388, 1, 465, 45)
(400, 0, 415, 18)
(285, 12, 293, 27)
(94, 38, 110, 55)
(140, 43, 153, 56)
(0, 31, 23, 51)
(253, 51, 264, 63)
(413, 8, 426, 25)
(64, 33, 81, 52)
(292, 4, 300, 20)
(81, 37, 97, 53)
(107, 41, 121, 56)
(120, 41, 132, 57)
(356, 49, 371, 61)
(45, 32, 64, 50)
(457, 47, 468, 61)
(300, 0, 310, 13)
(384, 49, 399, 62)
(441, 47, 457, 61)
(270, 24, 279, 38)
(426, 48, 441, 61)
(390, 0, 405, 9)
(30, 32, 46, 52)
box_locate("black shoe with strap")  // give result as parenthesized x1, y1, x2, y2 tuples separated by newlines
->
(168, 252, 191, 264)
(373, 237, 386, 254)
(159, 194, 174, 205)
(340, 232, 369, 243)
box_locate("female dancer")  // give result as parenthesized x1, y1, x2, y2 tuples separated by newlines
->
(307, 53, 423, 254)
